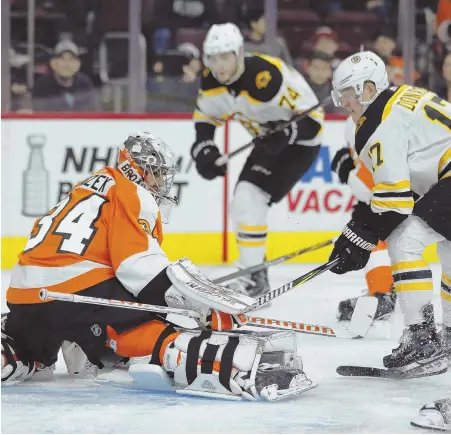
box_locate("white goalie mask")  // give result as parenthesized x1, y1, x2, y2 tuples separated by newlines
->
(117, 132, 178, 222)
(203, 23, 245, 84)
(331, 51, 389, 108)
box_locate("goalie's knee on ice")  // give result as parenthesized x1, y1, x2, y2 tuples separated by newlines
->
(230, 181, 270, 225)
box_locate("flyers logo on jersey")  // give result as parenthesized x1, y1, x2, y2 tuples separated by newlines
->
(138, 218, 152, 236)
(255, 70, 272, 89)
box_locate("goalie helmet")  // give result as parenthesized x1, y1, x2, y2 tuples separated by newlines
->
(331, 51, 389, 107)
(117, 132, 177, 209)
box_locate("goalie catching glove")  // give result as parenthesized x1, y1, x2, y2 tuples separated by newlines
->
(163, 258, 255, 331)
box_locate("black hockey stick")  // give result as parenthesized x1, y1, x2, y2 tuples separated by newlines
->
(250, 257, 340, 310)
(214, 96, 332, 166)
(212, 238, 335, 284)
(336, 364, 448, 379)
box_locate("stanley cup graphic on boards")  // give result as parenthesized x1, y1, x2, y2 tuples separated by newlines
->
(22, 134, 50, 217)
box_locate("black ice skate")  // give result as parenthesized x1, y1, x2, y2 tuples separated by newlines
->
(338, 289, 396, 322)
(382, 322, 448, 378)
(226, 268, 270, 298)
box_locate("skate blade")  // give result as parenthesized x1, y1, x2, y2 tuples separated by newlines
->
(411, 418, 451, 432)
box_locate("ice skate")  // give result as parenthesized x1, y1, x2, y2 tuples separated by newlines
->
(338, 288, 396, 323)
(226, 268, 270, 298)
(411, 398, 451, 431)
(382, 322, 447, 378)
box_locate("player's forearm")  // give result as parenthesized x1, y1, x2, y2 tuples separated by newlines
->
(195, 121, 216, 142)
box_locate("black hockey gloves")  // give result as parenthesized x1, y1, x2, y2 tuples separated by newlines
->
(329, 219, 378, 274)
(255, 117, 321, 155)
(331, 147, 355, 184)
(191, 140, 227, 180)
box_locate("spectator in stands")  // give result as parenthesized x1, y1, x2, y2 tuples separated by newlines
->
(150, 0, 220, 52)
(9, 48, 32, 112)
(304, 51, 343, 113)
(436, 0, 451, 47)
(386, 56, 420, 87)
(243, 6, 293, 64)
(177, 42, 202, 82)
(435, 52, 451, 101)
(147, 43, 201, 112)
(311, 26, 340, 68)
(371, 29, 397, 63)
(32, 40, 99, 112)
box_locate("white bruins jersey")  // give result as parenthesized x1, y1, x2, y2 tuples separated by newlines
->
(355, 84, 451, 216)
(194, 53, 324, 146)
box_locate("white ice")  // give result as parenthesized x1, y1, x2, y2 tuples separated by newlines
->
(2, 265, 450, 434)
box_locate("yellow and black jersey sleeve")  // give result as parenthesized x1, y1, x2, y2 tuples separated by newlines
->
(238, 53, 284, 103)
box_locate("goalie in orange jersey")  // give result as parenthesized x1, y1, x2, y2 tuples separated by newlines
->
(1, 132, 315, 401)
(331, 114, 396, 323)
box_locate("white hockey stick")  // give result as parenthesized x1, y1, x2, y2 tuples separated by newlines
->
(39, 289, 202, 318)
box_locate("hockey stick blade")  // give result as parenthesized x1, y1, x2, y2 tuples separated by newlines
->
(345, 296, 378, 339)
(336, 364, 448, 379)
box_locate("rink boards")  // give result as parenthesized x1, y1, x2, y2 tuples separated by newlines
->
(1, 113, 438, 269)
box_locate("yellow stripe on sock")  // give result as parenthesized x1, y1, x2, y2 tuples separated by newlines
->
(441, 289, 451, 301)
(442, 272, 451, 286)
(392, 260, 429, 272)
(394, 281, 434, 292)
(236, 239, 266, 247)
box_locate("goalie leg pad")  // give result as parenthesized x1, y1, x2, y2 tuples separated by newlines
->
(159, 330, 315, 401)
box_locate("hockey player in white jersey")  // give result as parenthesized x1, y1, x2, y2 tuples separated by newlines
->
(331, 114, 396, 323)
(191, 23, 324, 297)
(329, 51, 451, 377)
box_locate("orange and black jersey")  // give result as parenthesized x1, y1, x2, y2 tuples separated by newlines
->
(7, 167, 169, 304)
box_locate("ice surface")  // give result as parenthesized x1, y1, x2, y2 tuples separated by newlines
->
(2, 265, 450, 434)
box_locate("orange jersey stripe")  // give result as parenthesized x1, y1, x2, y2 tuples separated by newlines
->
(355, 159, 375, 190)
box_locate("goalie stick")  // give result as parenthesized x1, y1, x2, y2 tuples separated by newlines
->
(213, 238, 334, 284)
(41, 259, 341, 316)
(214, 97, 332, 166)
(38, 289, 202, 318)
